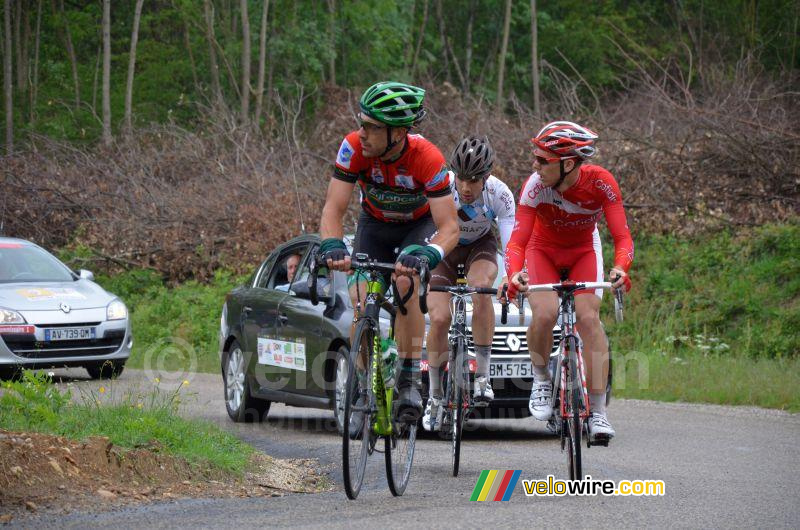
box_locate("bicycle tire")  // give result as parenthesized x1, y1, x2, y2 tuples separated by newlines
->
(342, 318, 374, 500)
(452, 336, 468, 477)
(565, 342, 583, 481)
(385, 409, 418, 496)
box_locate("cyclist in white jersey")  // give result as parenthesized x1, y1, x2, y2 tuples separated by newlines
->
(423, 136, 516, 431)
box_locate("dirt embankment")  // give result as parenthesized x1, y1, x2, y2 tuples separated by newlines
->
(0, 429, 329, 523)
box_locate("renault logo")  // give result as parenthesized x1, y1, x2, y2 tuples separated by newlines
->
(60, 303, 71, 313)
(506, 333, 521, 352)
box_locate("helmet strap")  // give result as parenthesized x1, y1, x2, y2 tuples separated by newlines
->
(551, 159, 568, 190)
(380, 127, 408, 161)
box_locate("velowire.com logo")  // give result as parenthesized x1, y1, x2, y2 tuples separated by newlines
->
(470, 470, 522, 502)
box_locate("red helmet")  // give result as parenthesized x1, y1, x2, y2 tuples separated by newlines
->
(532, 121, 598, 159)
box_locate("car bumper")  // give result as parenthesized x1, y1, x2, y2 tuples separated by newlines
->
(0, 307, 132, 367)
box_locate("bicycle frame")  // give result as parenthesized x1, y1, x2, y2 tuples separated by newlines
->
(551, 291, 590, 423)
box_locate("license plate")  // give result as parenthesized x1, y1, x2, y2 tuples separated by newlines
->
(489, 361, 533, 378)
(45, 327, 96, 341)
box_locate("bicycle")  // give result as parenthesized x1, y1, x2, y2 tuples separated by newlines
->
(430, 264, 509, 477)
(310, 251, 430, 499)
(528, 273, 623, 481)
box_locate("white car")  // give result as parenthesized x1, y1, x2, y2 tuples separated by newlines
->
(0, 237, 132, 379)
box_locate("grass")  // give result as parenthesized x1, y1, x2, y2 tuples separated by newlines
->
(82, 221, 800, 411)
(600, 221, 800, 411)
(0, 371, 254, 475)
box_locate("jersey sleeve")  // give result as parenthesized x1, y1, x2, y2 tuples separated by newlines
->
(504, 175, 537, 278)
(598, 171, 634, 271)
(490, 177, 516, 252)
(333, 131, 365, 183)
(414, 142, 451, 198)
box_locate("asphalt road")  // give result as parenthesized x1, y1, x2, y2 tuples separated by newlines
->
(21, 368, 800, 528)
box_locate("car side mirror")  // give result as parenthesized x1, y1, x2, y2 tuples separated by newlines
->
(296, 276, 333, 304)
(79, 269, 95, 281)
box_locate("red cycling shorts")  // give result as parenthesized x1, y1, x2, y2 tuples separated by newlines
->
(525, 239, 605, 298)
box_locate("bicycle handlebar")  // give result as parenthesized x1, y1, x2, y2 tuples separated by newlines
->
(308, 250, 430, 314)
(527, 279, 624, 323)
(429, 283, 510, 324)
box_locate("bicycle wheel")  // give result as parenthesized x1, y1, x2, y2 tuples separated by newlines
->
(342, 319, 375, 500)
(451, 336, 468, 477)
(565, 341, 583, 481)
(385, 407, 418, 496)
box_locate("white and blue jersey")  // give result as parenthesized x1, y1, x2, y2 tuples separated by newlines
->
(450, 172, 516, 251)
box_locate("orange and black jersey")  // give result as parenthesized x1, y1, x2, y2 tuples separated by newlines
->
(333, 131, 451, 223)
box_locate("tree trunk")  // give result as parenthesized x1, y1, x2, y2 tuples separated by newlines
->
(530, 0, 540, 117)
(91, 44, 100, 112)
(435, 0, 451, 82)
(101, 0, 111, 146)
(435, 0, 465, 88)
(465, 0, 475, 93)
(4, 0, 12, 153)
(239, 0, 250, 125)
(403, 0, 415, 70)
(254, 0, 269, 126)
(124, 0, 144, 134)
(182, 15, 198, 91)
(326, 0, 335, 84)
(204, 0, 224, 109)
(13, 0, 21, 92)
(54, 0, 79, 107)
(29, 0, 42, 123)
(496, 0, 512, 114)
(410, 0, 428, 78)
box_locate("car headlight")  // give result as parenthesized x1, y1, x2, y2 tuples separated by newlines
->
(106, 299, 128, 321)
(0, 307, 26, 324)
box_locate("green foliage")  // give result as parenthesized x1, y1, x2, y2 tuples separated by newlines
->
(93, 269, 248, 374)
(0, 371, 253, 474)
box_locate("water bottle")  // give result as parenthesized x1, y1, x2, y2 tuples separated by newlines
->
(380, 337, 398, 388)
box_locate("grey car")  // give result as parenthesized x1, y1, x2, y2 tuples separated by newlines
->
(0, 237, 132, 379)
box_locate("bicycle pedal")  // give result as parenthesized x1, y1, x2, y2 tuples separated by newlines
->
(473, 398, 490, 407)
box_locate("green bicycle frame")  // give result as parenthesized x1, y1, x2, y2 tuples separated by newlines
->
(362, 277, 394, 437)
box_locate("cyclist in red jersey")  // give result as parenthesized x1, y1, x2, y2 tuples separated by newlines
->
(501, 121, 633, 443)
(319, 82, 459, 427)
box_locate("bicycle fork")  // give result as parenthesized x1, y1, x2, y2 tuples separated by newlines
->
(372, 332, 393, 436)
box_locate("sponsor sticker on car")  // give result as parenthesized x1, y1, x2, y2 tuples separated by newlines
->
(257, 336, 307, 372)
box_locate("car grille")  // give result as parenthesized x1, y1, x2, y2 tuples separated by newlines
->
(2, 329, 125, 359)
(467, 326, 560, 359)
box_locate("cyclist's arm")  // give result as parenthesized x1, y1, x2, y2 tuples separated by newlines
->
(320, 177, 355, 240)
(427, 194, 459, 255)
(492, 179, 517, 253)
(600, 182, 634, 273)
(504, 204, 535, 279)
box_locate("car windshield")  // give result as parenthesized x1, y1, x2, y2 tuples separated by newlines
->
(0, 243, 75, 283)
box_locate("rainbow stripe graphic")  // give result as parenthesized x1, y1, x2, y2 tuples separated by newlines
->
(470, 470, 522, 501)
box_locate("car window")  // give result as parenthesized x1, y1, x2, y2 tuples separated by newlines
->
(0, 243, 75, 283)
(268, 245, 309, 291)
(254, 253, 279, 289)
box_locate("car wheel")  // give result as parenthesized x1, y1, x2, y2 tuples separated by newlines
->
(332, 346, 349, 435)
(85, 360, 126, 380)
(223, 340, 270, 422)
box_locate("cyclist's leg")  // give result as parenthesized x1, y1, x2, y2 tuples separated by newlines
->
(394, 215, 438, 420)
(464, 234, 499, 401)
(525, 246, 560, 419)
(428, 251, 460, 394)
(571, 247, 615, 440)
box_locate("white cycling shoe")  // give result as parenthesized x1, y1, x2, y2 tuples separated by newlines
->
(473, 376, 494, 406)
(422, 397, 443, 432)
(528, 380, 553, 420)
(588, 412, 615, 442)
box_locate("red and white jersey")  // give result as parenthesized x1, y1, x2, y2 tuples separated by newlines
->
(505, 164, 634, 277)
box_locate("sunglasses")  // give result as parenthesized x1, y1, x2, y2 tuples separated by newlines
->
(358, 120, 386, 133)
(534, 154, 575, 166)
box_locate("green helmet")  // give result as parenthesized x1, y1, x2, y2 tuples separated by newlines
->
(359, 81, 427, 127)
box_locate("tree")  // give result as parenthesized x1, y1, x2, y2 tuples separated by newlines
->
(29, 0, 42, 123)
(530, 0, 540, 117)
(204, 0, 223, 109)
(53, 0, 79, 108)
(3, 0, 12, 153)
(496, 0, 512, 114)
(124, 0, 145, 134)
(254, 0, 270, 125)
(101, 0, 111, 145)
(410, 0, 428, 78)
(239, 0, 250, 125)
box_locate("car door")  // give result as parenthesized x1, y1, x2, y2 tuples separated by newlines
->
(275, 244, 327, 397)
(244, 242, 314, 393)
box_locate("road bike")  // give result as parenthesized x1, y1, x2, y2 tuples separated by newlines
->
(310, 251, 430, 499)
(431, 264, 508, 477)
(529, 274, 623, 480)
